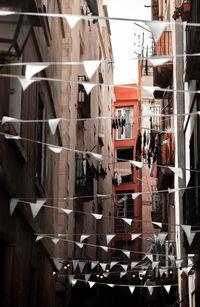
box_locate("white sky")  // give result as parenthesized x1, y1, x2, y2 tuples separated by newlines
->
(104, 0, 151, 84)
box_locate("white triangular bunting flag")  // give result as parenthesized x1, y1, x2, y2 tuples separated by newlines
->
(48, 118, 61, 135)
(35, 235, 44, 242)
(120, 272, 127, 278)
(68, 275, 74, 284)
(110, 261, 118, 269)
(152, 261, 159, 270)
(106, 234, 115, 245)
(89, 152, 103, 160)
(168, 166, 183, 179)
(181, 267, 189, 276)
(75, 242, 84, 249)
(129, 160, 143, 168)
(146, 254, 153, 262)
(168, 188, 177, 193)
(72, 260, 79, 271)
(142, 86, 161, 96)
(181, 225, 191, 239)
(29, 200, 46, 218)
(2, 116, 20, 124)
(168, 255, 175, 262)
(131, 234, 141, 241)
(99, 263, 107, 271)
(122, 250, 130, 258)
(81, 82, 96, 95)
(121, 264, 128, 271)
(62, 208, 72, 215)
(88, 281, 95, 288)
(103, 273, 109, 278)
(25, 64, 48, 80)
(9, 198, 19, 215)
(78, 262, 85, 273)
(92, 213, 102, 220)
(71, 279, 77, 287)
(158, 233, 168, 245)
(18, 77, 36, 91)
(188, 232, 196, 246)
(0, 10, 15, 16)
(149, 57, 171, 67)
(132, 193, 141, 199)
(147, 286, 154, 295)
(80, 235, 90, 243)
(51, 238, 60, 245)
(129, 286, 135, 294)
(159, 268, 166, 276)
(85, 274, 91, 282)
(48, 145, 62, 153)
(64, 14, 81, 29)
(131, 262, 138, 269)
(145, 21, 167, 42)
(122, 218, 132, 226)
(83, 60, 101, 79)
(91, 261, 99, 270)
(176, 260, 183, 268)
(4, 134, 21, 140)
(100, 246, 108, 252)
(53, 259, 63, 271)
(152, 222, 162, 228)
(164, 285, 171, 294)
(107, 284, 114, 288)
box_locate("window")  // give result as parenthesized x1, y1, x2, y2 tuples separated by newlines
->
(115, 192, 134, 233)
(76, 154, 94, 197)
(78, 75, 91, 118)
(115, 107, 134, 140)
(116, 148, 134, 183)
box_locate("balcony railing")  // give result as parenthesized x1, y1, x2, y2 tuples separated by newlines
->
(76, 155, 94, 198)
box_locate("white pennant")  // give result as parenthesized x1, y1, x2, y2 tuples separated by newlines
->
(29, 199, 46, 218)
(103, 273, 109, 278)
(164, 285, 171, 294)
(158, 233, 168, 245)
(85, 274, 91, 282)
(152, 261, 159, 270)
(18, 78, 36, 91)
(132, 193, 141, 199)
(149, 57, 171, 67)
(142, 86, 161, 96)
(53, 258, 63, 271)
(176, 260, 183, 268)
(0, 10, 15, 16)
(107, 284, 114, 288)
(2, 116, 21, 124)
(48, 118, 61, 135)
(181, 225, 191, 239)
(83, 60, 101, 79)
(51, 238, 60, 245)
(89, 152, 103, 160)
(122, 250, 130, 258)
(168, 188, 177, 193)
(129, 286, 135, 294)
(106, 234, 115, 245)
(35, 235, 44, 242)
(9, 198, 19, 215)
(80, 235, 90, 243)
(72, 260, 79, 271)
(131, 234, 141, 241)
(122, 218, 132, 226)
(100, 246, 108, 252)
(4, 134, 21, 140)
(68, 275, 74, 284)
(81, 82, 96, 95)
(188, 232, 196, 246)
(48, 145, 62, 153)
(168, 255, 175, 262)
(146, 254, 153, 262)
(181, 267, 189, 276)
(25, 64, 48, 80)
(147, 286, 154, 296)
(159, 268, 166, 276)
(152, 221, 162, 228)
(88, 281, 95, 288)
(131, 262, 138, 269)
(110, 261, 118, 269)
(120, 272, 127, 278)
(78, 262, 85, 273)
(61, 208, 72, 215)
(64, 14, 81, 29)
(129, 160, 143, 168)
(75, 242, 84, 249)
(71, 279, 77, 287)
(91, 261, 99, 270)
(99, 263, 107, 271)
(121, 264, 128, 271)
(168, 166, 183, 179)
(145, 21, 167, 42)
(92, 213, 102, 220)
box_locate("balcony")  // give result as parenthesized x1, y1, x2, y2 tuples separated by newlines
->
(76, 155, 94, 199)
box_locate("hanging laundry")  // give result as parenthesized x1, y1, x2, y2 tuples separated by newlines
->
(143, 131, 146, 146)
(150, 160, 157, 178)
(135, 131, 142, 161)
